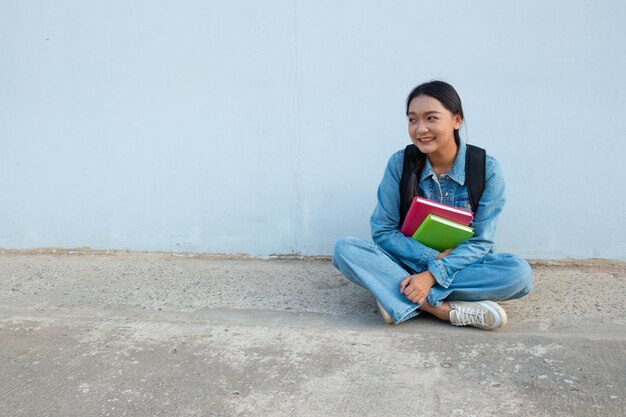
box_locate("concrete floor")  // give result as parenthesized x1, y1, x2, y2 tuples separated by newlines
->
(0, 251, 624, 417)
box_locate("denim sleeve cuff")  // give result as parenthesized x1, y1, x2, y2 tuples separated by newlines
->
(419, 246, 439, 269)
(428, 259, 452, 288)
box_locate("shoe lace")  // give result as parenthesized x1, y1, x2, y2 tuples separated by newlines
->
(453, 305, 486, 326)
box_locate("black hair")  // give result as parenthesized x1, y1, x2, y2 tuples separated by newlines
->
(399, 81, 465, 224)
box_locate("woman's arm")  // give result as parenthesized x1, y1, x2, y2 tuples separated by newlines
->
(370, 151, 439, 272)
(427, 156, 505, 287)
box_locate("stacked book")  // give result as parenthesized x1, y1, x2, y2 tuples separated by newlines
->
(400, 197, 474, 252)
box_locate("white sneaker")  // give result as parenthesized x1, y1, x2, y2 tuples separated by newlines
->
(376, 300, 394, 325)
(448, 300, 507, 330)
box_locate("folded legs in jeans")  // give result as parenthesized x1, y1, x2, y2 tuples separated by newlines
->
(332, 236, 532, 324)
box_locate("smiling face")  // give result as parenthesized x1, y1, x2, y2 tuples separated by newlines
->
(407, 94, 463, 158)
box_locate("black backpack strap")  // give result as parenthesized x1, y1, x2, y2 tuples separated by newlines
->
(465, 144, 486, 214)
(399, 145, 421, 226)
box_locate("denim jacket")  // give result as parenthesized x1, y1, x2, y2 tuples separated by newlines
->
(370, 138, 505, 288)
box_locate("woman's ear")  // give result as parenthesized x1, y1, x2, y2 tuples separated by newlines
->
(453, 114, 463, 130)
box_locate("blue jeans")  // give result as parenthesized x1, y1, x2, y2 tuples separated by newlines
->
(332, 236, 533, 324)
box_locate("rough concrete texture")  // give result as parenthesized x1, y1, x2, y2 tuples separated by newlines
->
(0, 252, 624, 417)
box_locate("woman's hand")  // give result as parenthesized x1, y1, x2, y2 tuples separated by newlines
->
(436, 248, 453, 260)
(400, 271, 436, 305)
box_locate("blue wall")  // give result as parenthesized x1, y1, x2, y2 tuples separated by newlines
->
(2, 1, 625, 259)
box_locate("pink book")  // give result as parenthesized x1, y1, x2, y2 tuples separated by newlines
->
(400, 196, 474, 237)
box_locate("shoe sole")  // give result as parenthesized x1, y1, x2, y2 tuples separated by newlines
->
(376, 300, 394, 325)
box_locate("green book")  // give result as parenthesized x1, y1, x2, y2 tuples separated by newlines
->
(411, 214, 474, 252)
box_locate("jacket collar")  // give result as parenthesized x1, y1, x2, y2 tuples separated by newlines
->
(419, 137, 467, 185)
